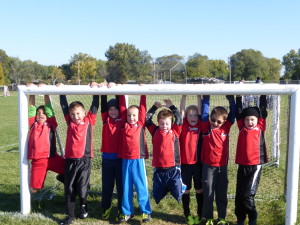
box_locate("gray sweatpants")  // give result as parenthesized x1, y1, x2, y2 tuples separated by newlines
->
(202, 163, 228, 219)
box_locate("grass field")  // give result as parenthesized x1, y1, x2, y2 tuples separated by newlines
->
(0, 92, 299, 225)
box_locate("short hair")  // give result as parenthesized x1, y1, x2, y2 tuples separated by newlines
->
(36, 105, 45, 114)
(157, 109, 173, 122)
(185, 105, 198, 118)
(210, 106, 228, 121)
(68, 101, 85, 112)
(128, 105, 139, 110)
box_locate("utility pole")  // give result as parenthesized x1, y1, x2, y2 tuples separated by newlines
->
(228, 57, 231, 84)
(78, 61, 80, 85)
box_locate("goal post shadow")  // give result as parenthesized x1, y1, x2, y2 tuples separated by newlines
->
(17, 84, 300, 225)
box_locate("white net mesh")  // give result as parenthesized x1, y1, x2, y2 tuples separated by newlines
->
(33, 93, 284, 201)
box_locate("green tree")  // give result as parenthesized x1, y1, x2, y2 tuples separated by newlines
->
(230, 49, 280, 81)
(282, 49, 300, 80)
(0, 63, 4, 85)
(209, 59, 229, 80)
(105, 43, 152, 83)
(0, 49, 11, 84)
(186, 53, 210, 78)
(266, 58, 281, 81)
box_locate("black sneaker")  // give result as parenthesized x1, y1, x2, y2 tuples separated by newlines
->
(60, 216, 75, 225)
(56, 174, 65, 184)
(79, 204, 88, 219)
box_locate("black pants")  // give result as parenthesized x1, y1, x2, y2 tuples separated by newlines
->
(235, 165, 262, 222)
(65, 157, 91, 217)
(101, 158, 123, 211)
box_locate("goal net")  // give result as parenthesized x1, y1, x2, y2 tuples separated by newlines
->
(18, 84, 300, 225)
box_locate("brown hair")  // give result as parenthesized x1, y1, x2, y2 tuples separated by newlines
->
(36, 105, 45, 114)
(68, 101, 85, 112)
(157, 109, 173, 122)
(210, 106, 228, 121)
(128, 105, 139, 110)
(185, 105, 198, 118)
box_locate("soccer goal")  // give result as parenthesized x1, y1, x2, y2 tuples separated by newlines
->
(18, 84, 300, 225)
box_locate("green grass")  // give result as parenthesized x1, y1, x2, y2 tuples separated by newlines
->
(0, 92, 298, 225)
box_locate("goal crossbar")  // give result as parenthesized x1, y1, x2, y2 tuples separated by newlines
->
(18, 84, 300, 225)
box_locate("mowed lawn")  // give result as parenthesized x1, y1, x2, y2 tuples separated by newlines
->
(0, 91, 299, 225)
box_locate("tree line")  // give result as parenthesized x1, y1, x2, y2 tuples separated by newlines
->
(0, 43, 299, 86)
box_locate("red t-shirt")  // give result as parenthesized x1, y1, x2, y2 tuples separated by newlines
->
(118, 95, 148, 159)
(235, 118, 268, 165)
(64, 111, 97, 158)
(180, 118, 202, 164)
(148, 124, 181, 167)
(28, 116, 58, 159)
(201, 120, 232, 167)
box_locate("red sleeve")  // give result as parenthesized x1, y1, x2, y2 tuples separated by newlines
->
(119, 95, 127, 123)
(64, 114, 71, 125)
(139, 95, 146, 126)
(237, 118, 244, 130)
(147, 123, 157, 135)
(102, 111, 108, 123)
(47, 116, 58, 130)
(87, 110, 97, 126)
(257, 118, 266, 131)
(28, 116, 36, 127)
(172, 123, 182, 136)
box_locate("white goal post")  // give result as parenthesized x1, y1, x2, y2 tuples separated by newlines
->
(18, 84, 300, 225)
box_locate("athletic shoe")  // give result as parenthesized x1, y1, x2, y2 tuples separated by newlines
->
(56, 174, 64, 184)
(60, 216, 75, 225)
(185, 214, 194, 225)
(205, 219, 214, 225)
(216, 218, 229, 225)
(102, 205, 112, 220)
(141, 213, 151, 223)
(194, 216, 205, 225)
(118, 214, 134, 222)
(79, 204, 88, 219)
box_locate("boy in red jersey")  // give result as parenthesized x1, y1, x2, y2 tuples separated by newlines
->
(57, 83, 99, 225)
(179, 95, 209, 225)
(118, 94, 152, 223)
(146, 99, 186, 206)
(201, 95, 235, 225)
(27, 83, 65, 193)
(235, 95, 268, 225)
(99, 82, 126, 220)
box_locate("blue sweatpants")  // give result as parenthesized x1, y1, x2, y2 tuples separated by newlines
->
(121, 158, 152, 215)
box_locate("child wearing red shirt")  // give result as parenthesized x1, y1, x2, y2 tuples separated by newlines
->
(201, 95, 235, 225)
(179, 95, 209, 225)
(100, 83, 126, 220)
(118, 95, 152, 223)
(58, 83, 99, 225)
(235, 95, 268, 225)
(28, 84, 65, 193)
(146, 99, 186, 206)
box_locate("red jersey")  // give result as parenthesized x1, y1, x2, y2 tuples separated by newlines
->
(64, 111, 97, 158)
(148, 124, 181, 167)
(119, 95, 148, 159)
(28, 116, 57, 159)
(180, 118, 202, 164)
(201, 120, 232, 167)
(235, 118, 268, 165)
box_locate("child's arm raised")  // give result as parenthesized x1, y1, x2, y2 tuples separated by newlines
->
(235, 95, 243, 121)
(165, 99, 182, 126)
(180, 95, 187, 118)
(259, 95, 268, 119)
(56, 83, 69, 118)
(201, 95, 210, 122)
(226, 95, 236, 124)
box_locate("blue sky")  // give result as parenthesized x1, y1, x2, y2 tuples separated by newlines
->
(1, 0, 299, 66)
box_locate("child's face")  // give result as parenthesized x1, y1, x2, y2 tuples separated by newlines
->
(158, 117, 172, 132)
(69, 106, 86, 124)
(108, 106, 120, 119)
(127, 107, 139, 124)
(36, 108, 47, 124)
(210, 114, 225, 129)
(186, 109, 198, 126)
(244, 116, 258, 130)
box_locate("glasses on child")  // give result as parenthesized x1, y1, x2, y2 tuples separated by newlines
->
(210, 118, 223, 124)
